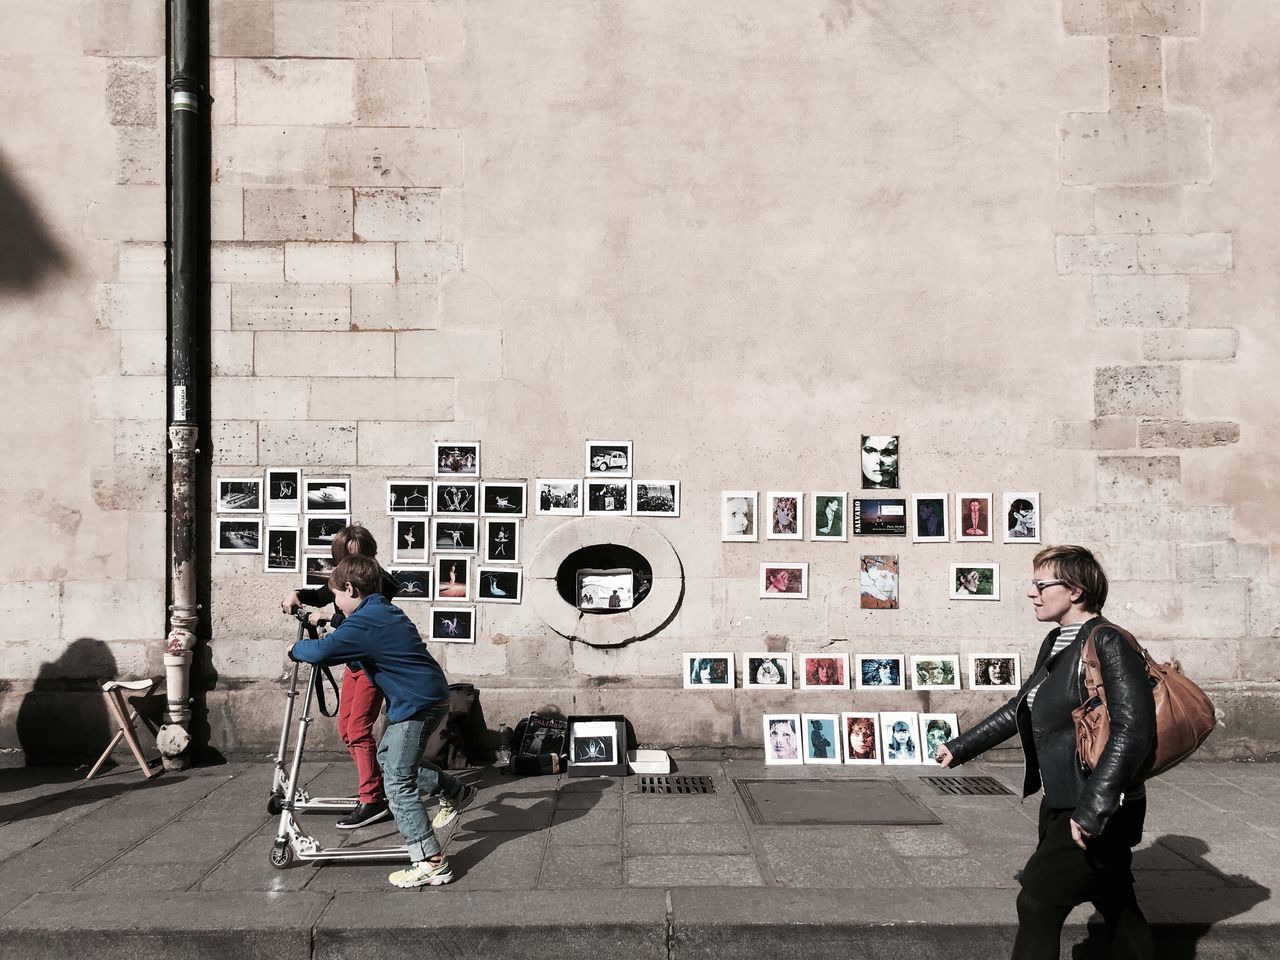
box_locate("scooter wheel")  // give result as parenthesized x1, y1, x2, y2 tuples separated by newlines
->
(267, 795, 284, 815)
(269, 841, 293, 869)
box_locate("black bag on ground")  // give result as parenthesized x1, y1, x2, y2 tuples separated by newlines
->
(421, 683, 480, 769)
(510, 713, 568, 775)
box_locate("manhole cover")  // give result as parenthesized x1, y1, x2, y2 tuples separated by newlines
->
(734, 779, 941, 825)
(921, 775, 1014, 797)
(638, 775, 715, 795)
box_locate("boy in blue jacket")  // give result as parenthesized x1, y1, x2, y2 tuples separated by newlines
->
(289, 554, 477, 888)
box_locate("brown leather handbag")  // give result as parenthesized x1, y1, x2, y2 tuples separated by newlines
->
(1072, 623, 1216, 778)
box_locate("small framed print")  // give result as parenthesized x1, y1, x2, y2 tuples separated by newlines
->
(476, 565, 522, 604)
(435, 442, 480, 478)
(921, 713, 960, 762)
(765, 491, 803, 540)
(842, 712, 882, 765)
(577, 569, 633, 611)
(956, 492, 993, 542)
(910, 655, 961, 691)
(853, 498, 908, 536)
(1003, 491, 1041, 544)
(392, 518, 428, 563)
(435, 554, 471, 600)
(304, 477, 349, 514)
(567, 716, 628, 777)
(435, 481, 479, 516)
(721, 490, 757, 542)
(881, 711, 922, 765)
(389, 567, 432, 601)
(535, 479, 582, 516)
(305, 554, 336, 587)
(860, 435, 900, 490)
(912, 493, 949, 543)
(743, 653, 792, 689)
(432, 517, 478, 553)
(951, 562, 1000, 600)
(585, 440, 632, 478)
(266, 469, 301, 513)
(483, 519, 520, 564)
(218, 478, 262, 513)
(683, 653, 734, 689)
(860, 555, 899, 609)
(264, 527, 300, 573)
(633, 481, 680, 517)
(215, 517, 262, 554)
(306, 515, 349, 551)
(387, 480, 433, 516)
(802, 714, 842, 765)
(855, 654, 905, 692)
(585, 479, 631, 516)
(799, 653, 849, 690)
(970, 653, 1021, 691)
(763, 714, 803, 765)
(811, 491, 847, 541)
(759, 562, 808, 599)
(430, 605, 475, 642)
(481, 481, 527, 518)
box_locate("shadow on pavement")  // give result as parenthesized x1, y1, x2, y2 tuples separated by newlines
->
(0, 768, 181, 823)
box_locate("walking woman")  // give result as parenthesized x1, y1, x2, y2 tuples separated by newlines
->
(935, 545, 1156, 960)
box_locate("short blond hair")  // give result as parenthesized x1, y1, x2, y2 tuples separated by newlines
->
(1033, 544, 1108, 612)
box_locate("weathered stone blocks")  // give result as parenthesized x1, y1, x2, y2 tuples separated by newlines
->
(1060, 112, 1211, 185)
(1108, 36, 1162, 112)
(95, 282, 166, 330)
(273, 1, 394, 58)
(0, 583, 62, 641)
(307, 377, 454, 421)
(214, 126, 329, 184)
(1094, 364, 1181, 416)
(118, 329, 165, 376)
(1056, 234, 1137, 274)
(255, 331, 396, 377)
(1063, 0, 1201, 37)
(211, 242, 285, 282)
(356, 61, 430, 127)
(1092, 275, 1189, 327)
(81, 0, 164, 56)
(327, 128, 464, 187)
(1138, 419, 1240, 447)
(284, 242, 397, 283)
(1142, 328, 1237, 361)
(211, 377, 309, 420)
(351, 284, 439, 330)
(355, 189, 442, 241)
(244, 188, 354, 242)
(210, 0, 274, 58)
(1137, 233, 1233, 273)
(211, 420, 258, 464)
(396, 241, 462, 282)
(235, 59, 357, 126)
(61, 578, 165, 642)
(231, 283, 352, 331)
(85, 186, 165, 241)
(259, 420, 357, 465)
(106, 59, 158, 126)
(211, 331, 256, 377)
(355, 420, 448, 466)
(1096, 455, 1181, 503)
(89, 375, 164, 420)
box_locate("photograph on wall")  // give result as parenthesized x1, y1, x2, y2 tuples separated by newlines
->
(476, 565, 522, 604)
(389, 566, 432, 601)
(856, 654, 905, 691)
(802, 714, 842, 765)
(799, 653, 849, 690)
(743, 653, 792, 689)
(759, 562, 808, 599)
(765, 491, 803, 540)
(1003, 491, 1041, 544)
(218, 478, 262, 513)
(484, 519, 520, 564)
(435, 481, 479, 516)
(921, 713, 960, 761)
(720, 490, 757, 542)
(585, 440, 633, 478)
(481, 481, 527, 517)
(955, 492, 993, 542)
(305, 554, 336, 586)
(432, 518, 478, 553)
(430, 606, 475, 642)
(263, 527, 300, 573)
(842, 712, 882, 765)
(569, 719, 619, 766)
(387, 481, 433, 516)
(881, 711, 922, 765)
(435, 442, 480, 478)
(911, 493, 949, 543)
(683, 653, 734, 689)
(853, 498, 908, 536)
(633, 481, 680, 517)
(969, 654, 1021, 691)
(910, 654, 961, 691)
(266, 469, 301, 513)
(951, 562, 1000, 601)
(811, 491, 847, 541)
(304, 478, 349, 514)
(860, 435, 900, 490)
(763, 714, 803, 766)
(435, 554, 471, 600)
(535, 479, 582, 516)
(859, 555, 900, 609)
(577, 569, 633, 611)
(585, 480, 631, 516)
(391, 518, 428, 563)
(306, 515, 349, 551)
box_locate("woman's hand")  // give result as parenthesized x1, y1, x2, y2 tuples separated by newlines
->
(934, 745, 954, 768)
(1070, 819, 1093, 851)
(281, 591, 300, 614)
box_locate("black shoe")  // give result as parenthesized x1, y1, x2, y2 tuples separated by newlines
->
(336, 800, 392, 829)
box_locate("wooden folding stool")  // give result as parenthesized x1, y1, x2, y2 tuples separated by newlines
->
(86, 678, 163, 780)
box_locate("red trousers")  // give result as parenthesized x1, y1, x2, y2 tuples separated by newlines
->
(338, 667, 385, 803)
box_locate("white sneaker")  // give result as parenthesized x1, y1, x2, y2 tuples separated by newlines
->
(388, 856, 453, 888)
(431, 783, 477, 831)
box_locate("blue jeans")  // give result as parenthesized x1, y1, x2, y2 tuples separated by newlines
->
(376, 701, 465, 862)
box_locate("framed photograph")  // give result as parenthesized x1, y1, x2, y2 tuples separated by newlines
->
(304, 477, 349, 514)
(1003, 491, 1041, 544)
(567, 717, 628, 776)
(483, 519, 520, 564)
(435, 441, 480, 477)
(218, 477, 262, 513)
(435, 481, 479, 516)
(305, 515, 349, 551)
(215, 517, 261, 554)
(860, 435, 900, 490)
(881, 711, 922, 765)
(956, 492, 993, 542)
(584, 440, 633, 478)
(391, 518, 428, 563)
(912, 493, 949, 543)
(969, 653, 1021, 691)
(910, 655, 962, 691)
(811, 491, 848, 541)
(720, 490, 757, 542)
(432, 517, 478, 553)
(799, 653, 849, 690)
(853, 498, 908, 536)
(759, 562, 808, 599)
(921, 713, 960, 762)
(802, 714, 842, 765)
(762, 714, 803, 766)
(435, 554, 471, 600)
(951, 562, 1000, 600)
(742, 653, 792, 689)
(585, 479, 631, 516)
(535, 478, 582, 516)
(389, 566, 432, 601)
(855, 654, 905, 691)
(683, 653, 734, 689)
(765, 491, 803, 540)
(577, 569, 633, 611)
(387, 480, 433, 516)
(481, 481, 526, 518)
(304, 554, 336, 586)
(842, 712, 882, 765)
(429, 605, 475, 642)
(266, 468, 301, 513)
(263, 527, 300, 573)
(859, 555, 899, 609)
(633, 481, 680, 517)
(476, 565, 522, 604)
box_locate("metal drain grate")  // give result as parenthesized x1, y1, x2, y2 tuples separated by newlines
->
(921, 775, 1015, 797)
(638, 775, 716, 795)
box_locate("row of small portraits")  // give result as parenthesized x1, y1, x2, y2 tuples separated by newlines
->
(684, 652, 1022, 691)
(763, 711, 958, 766)
(759, 561, 1003, 601)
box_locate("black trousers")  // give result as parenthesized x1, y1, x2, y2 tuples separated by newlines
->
(1012, 798, 1154, 960)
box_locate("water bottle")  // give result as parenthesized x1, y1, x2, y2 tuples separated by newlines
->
(496, 723, 512, 769)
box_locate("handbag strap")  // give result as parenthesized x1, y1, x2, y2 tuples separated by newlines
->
(1078, 621, 1144, 708)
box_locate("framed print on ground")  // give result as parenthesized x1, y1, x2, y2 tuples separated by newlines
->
(765, 491, 803, 540)
(799, 653, 849, 691)
(305, 555, 336, 586)
(266, 469, 301, 514)
(435, 442, 480, 478)
(1003, 491, 1041, 543)
(429, 606, 475, 642)
(759, 562, 808, 599)
(969, 653, 1021, 691)
(951, 562, 1000, 600)
(483, 519, 520, 564)
(721, 490, 758, 542)
(306, 515, 349, 551)
(860, 555, 899, 609)
(263, 527, 300, 573)
(802, 714, 842, 765)
(910, 655, 961, 691)
(432, 517, 478, 553)
(387, 480, 433, 516)
(881, 711, 923, 765)
(389, 566, 432, 601)
(585, 441, 633, 478)
(218, 477, 262, 513)
(584, 479, 631, 516)
(476, 565, 522, 604)
(860, 435, 900, 490)
(304, 477, 349, 514)
(435, 554, 471, 600)
(853, 498, 908, 536)
(912, 493, 949, 543)
(481, 481, 527, 518)
(435, 481, 479, 516)
(763, 714, 803, 765)
(855, 654, 905, 692)
(535, 479, 582, 516)
(743, 653, 792, 689)
(921, 713, 960, 762)
(842, 712, 882, 765)
(633, 481, 680, 517)
(683, 652, 734, 689)
(567, 716, 628, 777)
(216, 517, 262, 554)
(811, 491, 848, 541)
(956, 492, 993, 542)
(391, 518, 428, 563)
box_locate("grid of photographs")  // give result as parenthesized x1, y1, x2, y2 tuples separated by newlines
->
(678, 651, 1019, 692)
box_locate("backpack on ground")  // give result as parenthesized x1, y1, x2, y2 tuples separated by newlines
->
(421, 683, 481, 769)
(510, 713, 568, 775)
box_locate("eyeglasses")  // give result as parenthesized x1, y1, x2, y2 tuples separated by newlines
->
(1030, 579, 1066, 593)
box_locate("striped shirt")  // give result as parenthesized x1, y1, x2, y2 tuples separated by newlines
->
(1025, 622, 1084, 711)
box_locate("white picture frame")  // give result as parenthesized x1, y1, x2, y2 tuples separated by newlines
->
(389, 566, 432, 601)
(569, 719, 621, 767)
(742, 653, 792, 689)
(481, 481, 527, 518)
(265, 468, 301, 514)
(951, 562, 1000, 601)
(435, 481, 479, 516)
(435, 554, 472, 601)
(304, 477, 350, 514)
(720, 490, 758, 542)
(854, 654, 906, 692)
(765, 490, 803, 540)
(811, 491, 848, 541)
(584, 479, 631, 516)
(435, 441, 481, 478)
(969, 653, 1022, 691)
(633, 481, 680, 517)
(1003, 491, 1041, 544)
(391, 518, 428, 563)
(798, 653, 849, 690)
(880, 711, 923, 765)
(911, 492, 950, 543)
(387, 480, 433, 516)
(535, 479, 582, 516)
(910, 655, 962, 691)
(217, 477, 263, 513)
(429, 605, 475, 642)
(431, 517, 479, 554)
(305, 514, 349, 551)
(483, 519, 520, 564)
(263, 526, 300, 573)
(682, 652, 735, 689)
(802, 713, 842, 765)
(920, 713, 960, 762)
(759, 562, 809, 599)
(955, 492, 994, 542)
(476, 565, 522, 604)
(584, 440, 633, 478)
(841, 712, 882, 765)
(762, 714, 803, 766)
(304, 554, 335, 586)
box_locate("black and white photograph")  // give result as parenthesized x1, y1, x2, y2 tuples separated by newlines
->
(585, 479, 630, 516)
(481, 481, 527, 517)
(633, 481, 680, 517)
(435, 481, 479, 516)
(429, 606, 475, 642)
(217, 478, 262, 513)
(435, 554, 471, 600)
(856, 654, 906, 691)
(266, 469, 301, 513)
(435, 442, 480, 477)
(569, 719, 619, 766)
(763, 714, 802, 766)
(392, 518, 428, 563)
(842, 712, 881, 765)
(306, 515, 349, 551)
(912, 493, 949, 543)
(802, 713, 842, 765)
(881, 711, 922, 765)
(811, 491, 847, 541)
(765, 491, 803, 540)
(799, 654, 849, 691)
(910, 654, 962, 691)
(585, 440, 632, 478)
(389, 567, 432, 601)
(921, 713, 960, 761)
(432, 518, 478, 553)
(956, 492, 994, 542)
(759, 562, 808, 599)
(743, 653, 792, 689)
(860, 435, 900, 489)
(720, 490, 757, 542)
(484, 519, 519, 564)
(1003, 490, 1041, 543)
(535, 478, 582, 516)
(969, 654, 1021, 691)
(387, 481, 433, 516)
(860, 555, 899, 609)
(476, 565, 522, 604)
(304, 477, 349, 514)
(852, 498, 908, 536)
(683, 653, 734, 689)
(305, 555, 336, 587)
(951, 562, 1000, 600)
(215, 517, 261, 554)
(263, 527, 300, 573)
(577, 570, 633, 611)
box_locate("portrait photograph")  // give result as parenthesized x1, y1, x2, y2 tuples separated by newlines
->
(856, 654, 905, 691)
(391, 518, 428, 563)
(1003, 491, 1041, 544)
(306, 514, 349, 551)
(483, 519, 520, 564)
(852, 498, 908, 536)
(950, 562, 1000, 600)
(585, 479, 631, 516)
(911, 493, 949, 543)
(435, 481, 479, 516)
(881, 711, 922, 765)
(389, 566, 432, 601)
(683, 653, 734, 689)
(577, 570, 633, 611)
(811, 491, 848, 541)
(720, 490, 757, 542)
(535, 478, 582, 516)
(266, 468, 301, 513)
(435, 441, 480, 477)
(842, 712, 882, 765)
(569, 719, 619, 766)
(387, 480, 433, 516)
(633, 481, 680, 517)
(263, 527, 300, 573)
(217, 477, 262, 513)
(585, 440, 633, 478)
(860, 434, 900, 489)
(969, 653, 1021, 691)
(910, 654, 961, 691)
(305, 554, 335, 586)
(955, 492, 993, 542)
(743, 653, 792, 689)
(304, 477, 349, 514)
(432, 518, 478, 553)
(762, 714, 803, 766)
(435, 554, 471, 600)
(759, 562, 808, 599)
(429, 606, 475, 642)
(802, 714, 842, 765)
(476, 565, 522, 604)
(921, 713, 960, 762)
(765, 491, 803, 540)
(799, 653, 849, 690)
(481, 481, 527, 517)
(860, 554, 899, 609)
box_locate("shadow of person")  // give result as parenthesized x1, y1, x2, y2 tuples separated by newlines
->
(0, 151, 69, 295)
(15, 638, 119, 767)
